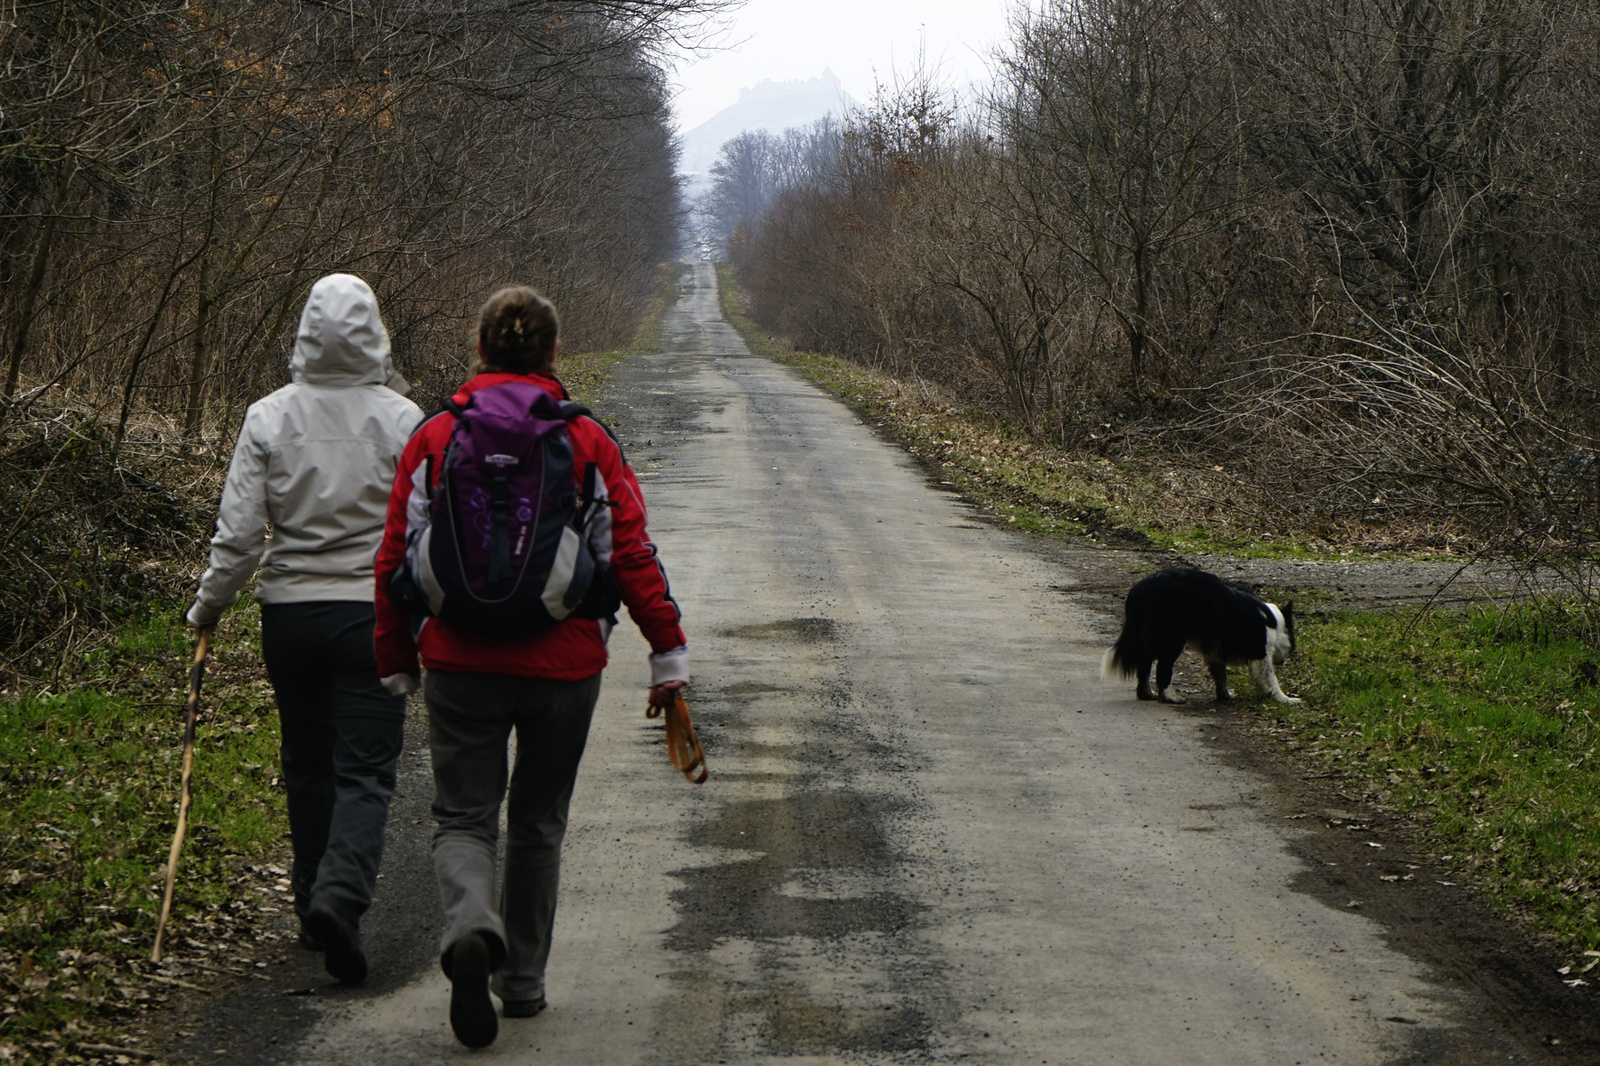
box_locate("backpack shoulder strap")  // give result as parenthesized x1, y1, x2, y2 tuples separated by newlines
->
(410, 396, 466, 438)
(559, 401, 625, 462)
(409, 397, 470, 495)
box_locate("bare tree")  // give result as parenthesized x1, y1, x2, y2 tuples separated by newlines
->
(991, 0, 1250, 396)
(0, 0, 731, 659)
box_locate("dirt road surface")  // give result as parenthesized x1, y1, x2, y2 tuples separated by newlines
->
(166, 263, 1574, 1065)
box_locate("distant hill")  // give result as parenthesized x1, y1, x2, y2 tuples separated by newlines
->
(678, 69, 860, 193)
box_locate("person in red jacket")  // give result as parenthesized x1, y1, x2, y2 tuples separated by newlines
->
(373, 286, 687, 1048)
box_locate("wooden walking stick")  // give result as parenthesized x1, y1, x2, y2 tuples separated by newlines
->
(151, 627, 212, 963)
(646, 692, 708, 785)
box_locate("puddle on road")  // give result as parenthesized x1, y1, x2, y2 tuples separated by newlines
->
(719, 616, 842, 644)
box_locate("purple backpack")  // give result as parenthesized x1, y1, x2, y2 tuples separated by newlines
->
(390, 381, 618, 635)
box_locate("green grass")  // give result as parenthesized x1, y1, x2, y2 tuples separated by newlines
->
(1277, 603, 1600, 953)
(558, 346, 621, 405)
(0, 604, 286, 1059)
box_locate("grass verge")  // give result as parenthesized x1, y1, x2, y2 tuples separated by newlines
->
(1, 605, 290, 1063)
(1282, 604, 1600, 965)
(716, 261, 1600, 966)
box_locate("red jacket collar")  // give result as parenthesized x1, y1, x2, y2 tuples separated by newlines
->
(451, 371, 568, 407)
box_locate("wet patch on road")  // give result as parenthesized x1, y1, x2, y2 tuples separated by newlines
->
(742, 993, 935, 1056)
(652, 624, 948, 1061)
(717, 617, 842, 644)
(667, 791, 923, 952)
(720, 680, 792, 700)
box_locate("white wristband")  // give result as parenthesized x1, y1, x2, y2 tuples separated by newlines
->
(381, 673, 419, 696)
(648, 646, 689, 686)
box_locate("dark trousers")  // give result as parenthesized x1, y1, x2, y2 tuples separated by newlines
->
(424, 670, 601, 1004)
(260, 601, 405, 924)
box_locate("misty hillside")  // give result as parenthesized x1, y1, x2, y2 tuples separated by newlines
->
(678, 69, 859, 191)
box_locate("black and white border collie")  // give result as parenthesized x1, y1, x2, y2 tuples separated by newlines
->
(1101, 568, 1300, 704)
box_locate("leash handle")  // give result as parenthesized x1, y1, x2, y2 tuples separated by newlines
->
(646, 693, 708, 785)
(152, 628, 212, 962)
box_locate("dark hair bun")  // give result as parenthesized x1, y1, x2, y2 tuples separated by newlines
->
(478, 287, 558, 373)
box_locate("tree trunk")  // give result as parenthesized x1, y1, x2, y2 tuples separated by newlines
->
(0, 165, 73, 433)
(182, 117, 224, 442)
(181, 255, 213, 440)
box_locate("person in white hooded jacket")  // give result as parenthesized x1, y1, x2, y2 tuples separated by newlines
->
(187, 273, 422, 984)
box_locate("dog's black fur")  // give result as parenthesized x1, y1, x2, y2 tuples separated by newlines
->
(1102, 568, 1299, 704)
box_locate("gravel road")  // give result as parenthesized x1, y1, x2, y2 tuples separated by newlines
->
(159, 262, 1571, 1065)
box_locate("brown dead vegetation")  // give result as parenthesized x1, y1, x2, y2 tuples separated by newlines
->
(0, 1, 730, 674)
(704, 0, 1600, 632)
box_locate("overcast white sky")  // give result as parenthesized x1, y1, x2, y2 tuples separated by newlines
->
(669, 0, 1017, 132)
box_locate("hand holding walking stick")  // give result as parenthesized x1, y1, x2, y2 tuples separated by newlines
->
(151, 626, 213, 963)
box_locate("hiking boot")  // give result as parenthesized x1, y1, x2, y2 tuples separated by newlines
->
(296, 917, 325, 952)
(501, 995, 546, 1019)
(449, 933, 498, 1048)
(305, 905, 366, 985)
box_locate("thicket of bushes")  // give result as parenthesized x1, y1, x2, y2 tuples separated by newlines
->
(0, 0, 723, 673)
(704, 0, 1600, 577)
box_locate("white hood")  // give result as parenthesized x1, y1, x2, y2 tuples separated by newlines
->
(290, 273, 395, 387)
(190, 275, 423, 618)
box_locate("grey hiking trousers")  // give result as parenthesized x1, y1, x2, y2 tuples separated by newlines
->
(260, 601, 405, 925)
(425, 669, 602, 1005)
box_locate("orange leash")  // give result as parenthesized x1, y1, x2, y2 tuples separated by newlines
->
(646, 693, 708, 784)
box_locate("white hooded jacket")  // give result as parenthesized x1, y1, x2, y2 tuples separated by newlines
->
(189, 274, 423, 623)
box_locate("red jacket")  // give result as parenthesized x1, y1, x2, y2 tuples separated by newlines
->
(373, 371, 687, 682)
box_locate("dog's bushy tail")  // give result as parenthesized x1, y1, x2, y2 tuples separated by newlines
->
(1101, 631, 1138, 680)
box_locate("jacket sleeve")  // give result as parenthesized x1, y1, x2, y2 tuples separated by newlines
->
(582, 421, 687, 672)
(190, 409, 270, 623)
(373, 429, 429, 680)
